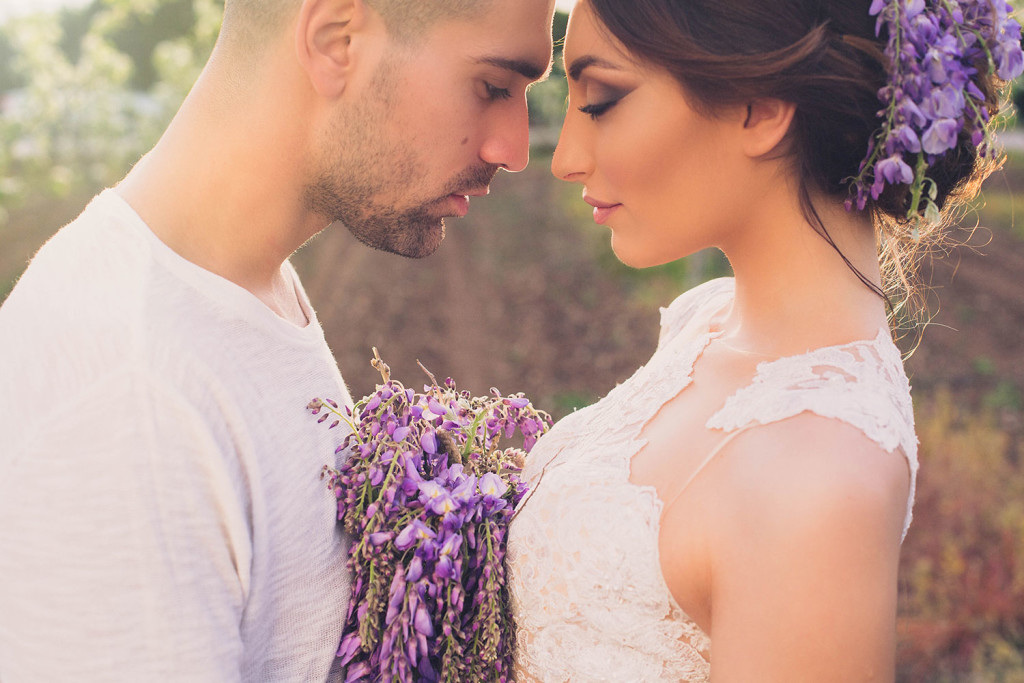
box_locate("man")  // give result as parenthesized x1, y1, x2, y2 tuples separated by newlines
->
(0, 0, 555, 679)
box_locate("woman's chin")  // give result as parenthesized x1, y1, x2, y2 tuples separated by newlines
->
(610, 240, 681, 270)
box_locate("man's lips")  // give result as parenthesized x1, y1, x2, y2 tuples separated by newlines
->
(445, 188, 490, 218)
(583, 192, 622, 225)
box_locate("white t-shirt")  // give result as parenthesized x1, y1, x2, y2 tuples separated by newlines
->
(0, 190, 354, 682)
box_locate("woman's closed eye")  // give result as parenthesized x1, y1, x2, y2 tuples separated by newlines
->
(578, 98, 620, 120)
(575, 82, 630, 120)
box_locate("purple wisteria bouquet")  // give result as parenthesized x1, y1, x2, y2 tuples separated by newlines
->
(310, 351, 551, 682)
(850, 0, 1024, 222)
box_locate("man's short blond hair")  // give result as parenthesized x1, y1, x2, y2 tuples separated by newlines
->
(220, 0, 494, 55)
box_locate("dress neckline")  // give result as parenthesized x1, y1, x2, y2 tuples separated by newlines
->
(666, 277, 896, 373)
(620, 328, 718, 646)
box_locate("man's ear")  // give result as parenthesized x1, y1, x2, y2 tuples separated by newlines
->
(740, 98, 796, 158)
(295, 0, 373, 98)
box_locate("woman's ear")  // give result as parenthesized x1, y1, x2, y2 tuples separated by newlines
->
(740, 98, 796, 157)
(295, 0, 373, 98)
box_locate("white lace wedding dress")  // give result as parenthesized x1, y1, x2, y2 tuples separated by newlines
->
(506, 278, 918, 682)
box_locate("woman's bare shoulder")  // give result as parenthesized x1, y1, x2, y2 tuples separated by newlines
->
(710, 412, 912, 553)
(700, 413, 908, 680)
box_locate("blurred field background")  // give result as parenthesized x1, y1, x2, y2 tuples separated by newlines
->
(1, 1, 1022, 679)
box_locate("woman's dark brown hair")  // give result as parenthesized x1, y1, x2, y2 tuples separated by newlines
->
(586, 0, 1007, 324)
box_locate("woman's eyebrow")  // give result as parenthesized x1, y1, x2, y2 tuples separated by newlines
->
(566, 55, 621, 82)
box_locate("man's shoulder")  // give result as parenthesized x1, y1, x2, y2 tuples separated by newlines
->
(4, 194, 154, 337)
(3, 191, 152, 313)
(0, 193, 200, 429)
(0, 190, 346, 438)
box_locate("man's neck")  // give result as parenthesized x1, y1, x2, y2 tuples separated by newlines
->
(115, 61, 327, 323)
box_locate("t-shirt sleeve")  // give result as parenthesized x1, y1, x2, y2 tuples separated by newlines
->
(0, 368, 252, 682)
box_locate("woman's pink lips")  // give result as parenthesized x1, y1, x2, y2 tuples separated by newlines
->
(583, 194, 623, 225)
(592, 204, 622, 224)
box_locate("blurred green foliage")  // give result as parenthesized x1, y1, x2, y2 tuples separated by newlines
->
(0, 0, 220, 224)
(527, 9, 568, 139)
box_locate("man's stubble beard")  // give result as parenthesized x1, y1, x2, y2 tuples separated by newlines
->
(303, 57, 499, 259)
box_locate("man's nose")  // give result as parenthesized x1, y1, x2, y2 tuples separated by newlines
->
(479, 100, 531, 173)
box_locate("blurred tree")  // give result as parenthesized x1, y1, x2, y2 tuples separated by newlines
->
(107, 0, 201, 89)
(0, 0, 221, 225)
(0, 33, 20, 92)
(56, 2, 104, 64)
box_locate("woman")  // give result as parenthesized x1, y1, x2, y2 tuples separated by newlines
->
(507, 0, 1021, 680)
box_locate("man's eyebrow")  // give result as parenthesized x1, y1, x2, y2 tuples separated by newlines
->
(476, 56, 552, 82)
(567, 55, 620, 82)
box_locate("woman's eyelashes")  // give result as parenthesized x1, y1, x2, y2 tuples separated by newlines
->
(578, 99, 619, 119)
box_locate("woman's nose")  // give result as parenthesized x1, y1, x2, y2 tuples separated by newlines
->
(550, 110, 591, 182)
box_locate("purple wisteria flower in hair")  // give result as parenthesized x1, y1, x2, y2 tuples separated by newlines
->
(849, 0, 1024, 223)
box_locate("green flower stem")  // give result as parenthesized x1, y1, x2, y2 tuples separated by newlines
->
(352, 444, 407, 558)
(462, 401, 497, 457)
(908, 152, 929, 217)
(319, 401, 361, 441)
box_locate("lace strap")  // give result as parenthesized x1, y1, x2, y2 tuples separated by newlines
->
(705, 334, 917, 459)
(663, 426, 753, 513)
(703, 335, 919, 540)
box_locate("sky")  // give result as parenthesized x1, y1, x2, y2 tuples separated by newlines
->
(0, 0, 88, 22)
(0, 0, 577, 23)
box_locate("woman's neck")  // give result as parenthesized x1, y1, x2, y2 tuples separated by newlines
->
(714, 186, 889, 357)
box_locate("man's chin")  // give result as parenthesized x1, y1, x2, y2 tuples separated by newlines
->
(397, 220, 446, 259)
(347, 216, 447, 259)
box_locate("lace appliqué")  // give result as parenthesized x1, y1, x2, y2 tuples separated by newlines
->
(706, 328, 919, 539)
(509, 282, 727, 682)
